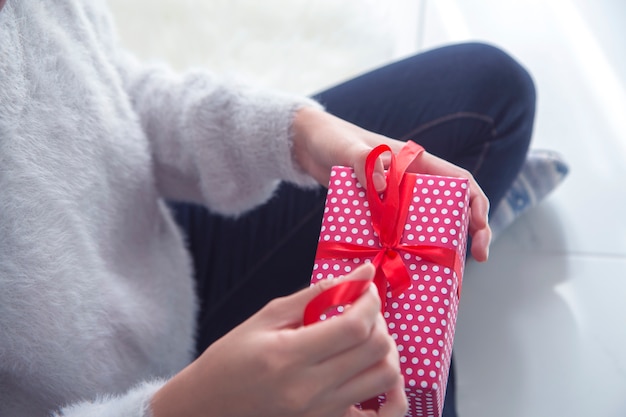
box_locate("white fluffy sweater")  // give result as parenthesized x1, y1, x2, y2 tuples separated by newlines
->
(0, 1, 320, 416)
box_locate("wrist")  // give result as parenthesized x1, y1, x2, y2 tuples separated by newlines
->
(291, 106, 325, 179)
(150, 364, 203, 417)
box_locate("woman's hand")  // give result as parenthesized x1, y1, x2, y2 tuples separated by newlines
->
(292, 107, 491, 261)
(151, 263, 407, 417)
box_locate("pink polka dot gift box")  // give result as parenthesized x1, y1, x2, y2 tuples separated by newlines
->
(306, 142, 469, 417)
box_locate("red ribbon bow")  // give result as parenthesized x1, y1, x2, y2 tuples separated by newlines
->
(304, 141, 463, 325)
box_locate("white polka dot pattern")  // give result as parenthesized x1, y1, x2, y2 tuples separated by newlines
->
(310, 166, 470, 417)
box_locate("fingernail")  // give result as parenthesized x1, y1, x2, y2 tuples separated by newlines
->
(373, 172, 386, 191)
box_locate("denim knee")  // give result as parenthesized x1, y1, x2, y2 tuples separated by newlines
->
(462, 42, 536, 130)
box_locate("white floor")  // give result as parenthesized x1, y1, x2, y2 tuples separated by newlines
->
(416, 2, 626, 417)
(110, 1, 626, 416)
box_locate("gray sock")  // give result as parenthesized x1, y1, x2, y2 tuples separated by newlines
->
(489, 149, 569, 240)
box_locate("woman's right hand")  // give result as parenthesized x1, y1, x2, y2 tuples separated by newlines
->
(150, 263, 407, 417)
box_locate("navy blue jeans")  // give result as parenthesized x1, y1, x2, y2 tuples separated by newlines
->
(170, 42, 535, 417)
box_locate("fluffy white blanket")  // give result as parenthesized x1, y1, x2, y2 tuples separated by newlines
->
(108, 0, 418, 94)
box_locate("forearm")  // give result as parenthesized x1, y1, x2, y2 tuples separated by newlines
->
(118, 55, 321, 213)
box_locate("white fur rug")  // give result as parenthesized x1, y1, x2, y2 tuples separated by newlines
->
(108, 0, 412, 95)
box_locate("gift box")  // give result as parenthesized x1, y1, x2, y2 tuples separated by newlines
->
(306, 142, 470, 417)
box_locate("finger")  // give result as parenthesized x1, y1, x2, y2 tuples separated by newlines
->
(258, 262, 375, 330)
(344, 405, 378, 417)
(412, 153, 487, 216)
(378, 376, 408, 417)
(332, 347, 403, 409)
(371, 156, 387, 192)
(467, 190, 491, 261)
(467, 181, 490, 232)
(469, 226, 491, 262)
(411, 151, 491, 254)
(313, 311, 392, 391)
(330, 318, 401, 405)
(352, 146, 388, 193)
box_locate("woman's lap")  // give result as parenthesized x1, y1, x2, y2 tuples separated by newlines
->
(169, 42, 535, 416)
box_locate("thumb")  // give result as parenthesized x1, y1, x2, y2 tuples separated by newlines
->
(352, 146, 387, 193)
(305, 262, 376, 304)
(370, 155, 387, 193)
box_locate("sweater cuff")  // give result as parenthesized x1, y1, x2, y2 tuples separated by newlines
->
(53, 379, 166, 417)
(278, 95, 325, 188)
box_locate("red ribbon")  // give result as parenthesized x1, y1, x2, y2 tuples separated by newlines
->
(304, 141, 463, 325)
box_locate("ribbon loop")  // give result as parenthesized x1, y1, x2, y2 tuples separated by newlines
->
(363, 141, 426, 300)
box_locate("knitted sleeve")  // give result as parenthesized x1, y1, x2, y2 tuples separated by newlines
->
(52, 380, 165, 417)
(117, 55, 322, 214)
(84, 1, 323, 215)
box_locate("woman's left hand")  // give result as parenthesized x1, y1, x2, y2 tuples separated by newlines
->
(292, 107, 491, 262)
